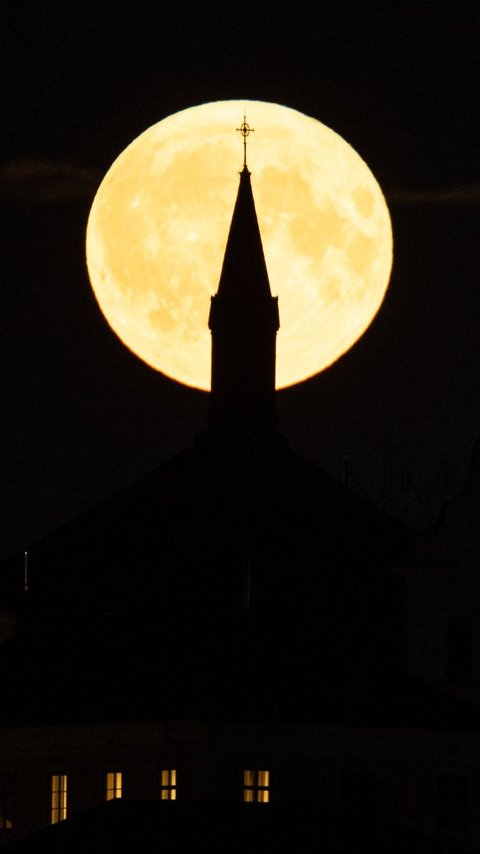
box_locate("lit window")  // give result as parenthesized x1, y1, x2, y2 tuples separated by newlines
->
(0, 775, 12, 829)
(106, 771, 122, 801)
(50, 774, 67, 824)
(158, 769, 176, 800)
(243, 770, 270, 803)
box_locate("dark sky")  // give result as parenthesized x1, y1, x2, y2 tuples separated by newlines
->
(1, 1, 479, 559)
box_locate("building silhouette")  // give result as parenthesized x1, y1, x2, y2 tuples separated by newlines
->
(1, 154, 480, 853)
(208, 163, 279, 436)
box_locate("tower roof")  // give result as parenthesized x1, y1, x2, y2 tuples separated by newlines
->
(217, 166, 273, 302)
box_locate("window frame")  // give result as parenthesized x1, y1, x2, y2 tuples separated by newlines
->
(105, 770, 123, 801)
(243, 769, 270, 803)
(50, 773, 68, 825)
(158, 768, 177, 801)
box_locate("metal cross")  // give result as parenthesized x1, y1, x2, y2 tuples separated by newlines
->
(236, 114, 254, 167)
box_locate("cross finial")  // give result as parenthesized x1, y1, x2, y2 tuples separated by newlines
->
(236, 113, 254, 168)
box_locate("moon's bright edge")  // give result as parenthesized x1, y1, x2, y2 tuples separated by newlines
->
(86, 100, 392, 390)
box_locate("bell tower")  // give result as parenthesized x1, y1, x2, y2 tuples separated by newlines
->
(208, 119, 280, 437)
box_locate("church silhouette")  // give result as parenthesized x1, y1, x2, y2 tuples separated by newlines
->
(0, 145, 479, 853)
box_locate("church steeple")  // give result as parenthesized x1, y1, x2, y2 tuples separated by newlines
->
(208, 161, 280, 436)
(216, 165, 273, 303)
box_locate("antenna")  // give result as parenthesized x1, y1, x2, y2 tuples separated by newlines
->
(246, 550, 252, 612)
(236, 113, 254, 168)
(24, 549, 29, 593)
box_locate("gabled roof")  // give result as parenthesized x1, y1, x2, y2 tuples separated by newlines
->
(0, 438, 419, 729)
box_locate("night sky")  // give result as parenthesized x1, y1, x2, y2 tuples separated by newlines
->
(2, 1, 479, 560)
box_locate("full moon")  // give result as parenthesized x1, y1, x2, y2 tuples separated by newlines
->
(86, 100, 392, 389)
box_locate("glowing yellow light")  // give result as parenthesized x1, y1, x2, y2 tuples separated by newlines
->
(86, 100, 392, 389)
(106, 771, 122, 800)
(243, 769, 270, 803)
(50, 774, 67, 824)
(159, 769, 176, 800)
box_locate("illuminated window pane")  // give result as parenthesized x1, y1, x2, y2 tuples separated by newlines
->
(244, 770, 254, 787)
(158, 769, 176, 801)
(0, 775, 13, 829)
(50, 775, 67, 824)
(243, 769, 270, 804)
(258, 770, 269, 788)
(106, 771, 122, 801)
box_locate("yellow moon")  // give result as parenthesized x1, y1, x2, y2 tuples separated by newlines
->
(86, 100, 392, 389)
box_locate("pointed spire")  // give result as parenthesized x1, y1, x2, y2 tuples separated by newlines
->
(208, 165, 279, 436)
(207, 120, 280, 438)
(216, 166, 273, 303)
